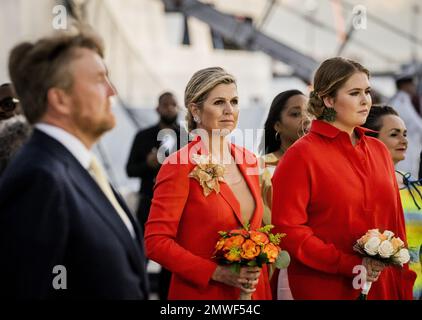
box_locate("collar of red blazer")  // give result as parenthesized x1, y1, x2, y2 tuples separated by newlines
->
(310, 119, 377, 139)
(188, 135, 261, 228)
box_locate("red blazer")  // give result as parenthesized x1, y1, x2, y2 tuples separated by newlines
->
(145, 138, 272, 300)
(272, 120, 416, 300)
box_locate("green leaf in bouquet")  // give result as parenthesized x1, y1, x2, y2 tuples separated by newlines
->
(218, 231, 228, 237)
(243, 222, 250, 231)
(247, 260, 257, 267)
(275, 250, 290, 269)
(255, 252, 269, 267)
(229, 264, 241, 274)
(269, 232, 286, 245)
(257, 224, 274, 234)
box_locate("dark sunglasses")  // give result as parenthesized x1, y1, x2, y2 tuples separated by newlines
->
(0, 97, 19, 112)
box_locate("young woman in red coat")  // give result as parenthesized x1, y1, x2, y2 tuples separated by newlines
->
(272, 57, 416, 300)
(144, 67, 272, 300)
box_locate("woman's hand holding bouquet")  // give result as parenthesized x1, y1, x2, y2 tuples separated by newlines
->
(212, 224, 290, 300)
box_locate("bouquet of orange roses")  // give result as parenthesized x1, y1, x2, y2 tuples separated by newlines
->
(212, 224, 290, 300)
(353, 228, 410, 299)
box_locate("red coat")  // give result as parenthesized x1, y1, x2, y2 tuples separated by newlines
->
(145, 138, 272, 300)
(272, 120, 416, 300)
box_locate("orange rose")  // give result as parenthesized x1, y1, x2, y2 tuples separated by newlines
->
(262, 243, 280, 263)
(240, 239, 260, 260)
(223, 235, 245, 251)
(250, 231, 269, 245)
(391, 237, 404, 251)
(379, 234, 388, 241)
(215, 238, 226, 252)
(358, 229, 382, 245)
(357, 234, 368, 246)
(224, 249, 241, 262)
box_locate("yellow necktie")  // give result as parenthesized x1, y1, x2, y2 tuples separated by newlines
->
(89, 156, 135, 238)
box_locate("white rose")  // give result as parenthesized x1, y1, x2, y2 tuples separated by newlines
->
(378, 240, 394, 258)
(382, 230, 395, 240)
(364, 237, 381, 256)
(368, 229, 381, 237)
(393, 249, 410, 265)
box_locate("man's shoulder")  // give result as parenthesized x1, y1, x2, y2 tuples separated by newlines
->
(4, 134, 69, 179)
(0, 151, 64, 197)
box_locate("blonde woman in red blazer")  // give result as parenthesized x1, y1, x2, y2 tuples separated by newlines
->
(144, 67, 272, 300)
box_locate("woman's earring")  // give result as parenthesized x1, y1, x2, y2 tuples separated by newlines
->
(275, 131, 280, 141)
(193, 115, 201, 124)
(320, 107, 337, 122)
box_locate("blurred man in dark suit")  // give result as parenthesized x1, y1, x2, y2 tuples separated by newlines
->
(0, 30, 149, 299)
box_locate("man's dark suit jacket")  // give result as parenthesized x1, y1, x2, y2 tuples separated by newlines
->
(0, 129, 149, 299)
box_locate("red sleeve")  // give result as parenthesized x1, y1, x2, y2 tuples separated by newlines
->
(271, 146, 361, 278)
(144, 158, 217, 289)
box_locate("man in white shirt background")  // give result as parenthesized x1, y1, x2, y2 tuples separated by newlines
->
(389, 73, 422, 178)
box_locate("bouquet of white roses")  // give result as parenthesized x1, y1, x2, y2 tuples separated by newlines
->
(353, 229, 410, 299)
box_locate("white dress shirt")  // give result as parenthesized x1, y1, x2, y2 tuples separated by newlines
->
(35, 123, 136, 238)
(389, 91, 422, 177)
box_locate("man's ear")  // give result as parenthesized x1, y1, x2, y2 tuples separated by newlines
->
(323, 95, 334, 108)
(46, 88, 71, 116)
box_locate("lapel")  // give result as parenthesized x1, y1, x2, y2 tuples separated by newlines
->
(229, 143, 261, 229)
(112, 186, 143, 240)
(191, 137, 260, 228)
(33, 130, 144, 272)
(219, 182, 243, 225)
(68, 159, 143, 262)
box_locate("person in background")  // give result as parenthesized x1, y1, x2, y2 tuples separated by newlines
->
(259, 89, 309, 225)
(369, 89, 383, 105)
(272, 57, 415, 299)
(258, 89, 309, 300)
(0, 30, 148, 299)
(363, 105, 422, 299)
(0, 83, 31, 176)
(126, 91, 184, 300)
(0, 83, 21, 121)
(126, 92, 183, 231)
(144, 67, 272, 299)
(389, 74, 422, 178)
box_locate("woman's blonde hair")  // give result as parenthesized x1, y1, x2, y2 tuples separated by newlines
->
(308, 57, 370, 119)
(184, 67, 236, 132)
